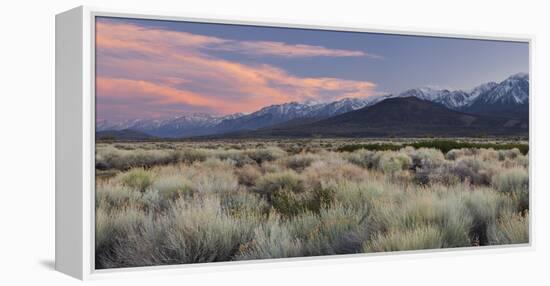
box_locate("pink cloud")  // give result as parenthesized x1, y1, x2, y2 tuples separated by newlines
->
(95, 19, 380, 120)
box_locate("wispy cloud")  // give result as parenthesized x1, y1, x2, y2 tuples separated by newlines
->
(95, 19, 380, 121)
(211, 41, 381, 58)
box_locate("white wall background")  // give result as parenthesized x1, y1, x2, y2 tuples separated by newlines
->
(0, 0, 548, 284)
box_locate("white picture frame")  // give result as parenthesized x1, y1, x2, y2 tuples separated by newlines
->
(55, 6, 533, 280)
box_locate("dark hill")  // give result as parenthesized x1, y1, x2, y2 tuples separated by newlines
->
(223, 97, 528, 138)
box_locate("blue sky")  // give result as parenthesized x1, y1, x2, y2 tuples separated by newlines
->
(96, 16, 529, 121)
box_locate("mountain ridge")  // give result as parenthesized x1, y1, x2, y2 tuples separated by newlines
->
(97, 73, 528, 138)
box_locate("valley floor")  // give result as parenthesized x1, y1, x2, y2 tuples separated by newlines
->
(95, 139, 529, 269)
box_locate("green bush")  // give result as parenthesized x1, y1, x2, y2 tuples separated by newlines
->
(120, 168, 154, 192)
(378, 152, 412, 175)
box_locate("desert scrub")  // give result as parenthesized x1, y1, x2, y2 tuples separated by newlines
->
(492, 167, 529, 212)
(152, 175, 192, 200)
(237, 215, 304, 260)
(279, 153, 320, 171)
(369, 189, 472, 247)
(163, 197, 259, 264)
(96, 183, 139, 211)
(377, 151, 412, 176)
(498, 148, 522, 161)
(463, 188, 514, 245)
(364, 225, 443, 252)
(343, 149, 378, 169)
(488, 212, 529, 245)
(95, 206, 157, 268)
(404, 147, 445, 170)
(235, 164, 262, 186)
(177, 148, 209, 164)
(246, 147, 287, 164)
(450, 156, 496, 185)
(270, 184, 336, 216)
(96, 145, 178, 170)
(492, 167, 528, 193)
(119, 168, 154, 193)
(305, 205, 369, 254)
(95, 142, 530, 267)
(302, 158, 367, 187)
(255, 170, 304, 199)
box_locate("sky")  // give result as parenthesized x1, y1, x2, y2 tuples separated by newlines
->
(95, 16, 529, 122)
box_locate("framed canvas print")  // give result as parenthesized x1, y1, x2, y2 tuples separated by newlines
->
(55, 6, 532, 280)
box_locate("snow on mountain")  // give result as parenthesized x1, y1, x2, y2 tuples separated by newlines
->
(394, 88, 474, 110)
(212, 98, 375, 133)
(392, 73, 528, 112)
(472, 73, 529, 105)
(97, 73, 528, 138)
(468, 82, 498, 99)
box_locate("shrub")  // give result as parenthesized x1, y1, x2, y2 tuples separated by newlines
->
(463, 188, 512, 245)
(377, 151, 412, 175)
(177, 148, 208, 164)
(450, 157, 495, 185)
(96, 145, 179, 170)
(95, 207, 155, 268)
(235, 164, 262, 186)
(492, 167, 529, 194)
(405, 147, 445, 170)
(364, 225, 443, 252)
(120, 168, 154, 193)
(192, 168, 239, 194)
(280, 153, 320, 171)
(446, 149, 465, 161)
(303, 158, 367, 187)
(246, 147, 287, 164)
(488, 212, 529, 245)
(221, 190, 269, 216)
(152, 175, 192, 200)
(498, 148, 522, 161)
(236, 215, 304, 260)
(344, 149, 378, 169)
(255, 170, 304, 198)
(309, 205, 369, 254)
(271, 188, 309, 216)
(478, 148, 499, 162)
(96, 184, 139, 211)
(164, 197, 258, 264)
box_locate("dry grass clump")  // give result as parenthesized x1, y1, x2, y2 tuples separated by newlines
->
(488, 212, 529, 245)
(492, 167, 529, 194)
(364, 225, 443, 252)
(95, 142, 529, 268)
(152, 175, 192, 200)
(302, 158, 367, 186)
(235, 164, 263, 186)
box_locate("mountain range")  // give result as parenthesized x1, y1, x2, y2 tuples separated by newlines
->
(97, 73, 529, 139)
